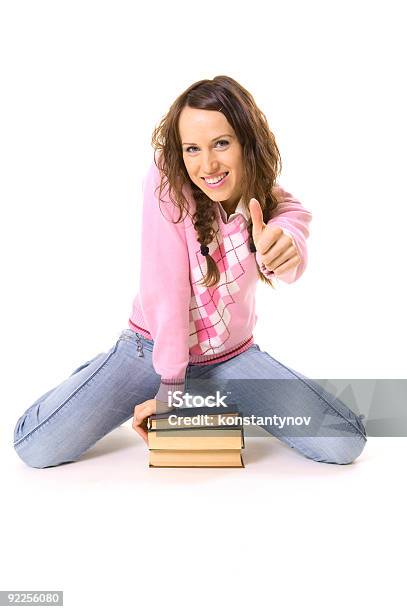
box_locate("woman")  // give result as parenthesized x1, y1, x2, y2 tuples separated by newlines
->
(13, 75, 367, 468)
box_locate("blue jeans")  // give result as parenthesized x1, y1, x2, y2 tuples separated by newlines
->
(13, 328, 367, 468)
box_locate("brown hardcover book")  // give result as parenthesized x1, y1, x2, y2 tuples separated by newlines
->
(149, 449, 245, 468)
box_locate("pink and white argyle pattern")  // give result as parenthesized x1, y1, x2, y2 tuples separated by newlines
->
(188, 217, 252, 355)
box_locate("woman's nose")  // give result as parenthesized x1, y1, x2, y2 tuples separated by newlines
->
(201, 151, 220, 175)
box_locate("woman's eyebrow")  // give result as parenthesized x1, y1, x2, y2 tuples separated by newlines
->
(182, 133, 234, 145)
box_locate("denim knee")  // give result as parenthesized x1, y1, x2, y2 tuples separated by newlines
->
(14, 439, 68, 469)
(13, 428, 80, 469)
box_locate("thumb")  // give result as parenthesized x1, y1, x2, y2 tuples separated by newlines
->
(249, 198, 266, 243)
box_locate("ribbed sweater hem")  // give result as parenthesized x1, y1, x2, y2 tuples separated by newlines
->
(128, 318, 254, 366)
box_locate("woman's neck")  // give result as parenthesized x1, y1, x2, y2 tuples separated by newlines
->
(221, 204, 236, 220)
(220, 194, 240, 219)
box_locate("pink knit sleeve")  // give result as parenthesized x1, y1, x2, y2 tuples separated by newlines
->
(139, 159, 191, 412)
(256, 184, 312, 283)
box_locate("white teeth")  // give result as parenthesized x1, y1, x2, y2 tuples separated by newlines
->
(204, 172, 227, 184)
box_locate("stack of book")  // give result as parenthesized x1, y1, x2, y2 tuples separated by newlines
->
(147, 406, 245, 468)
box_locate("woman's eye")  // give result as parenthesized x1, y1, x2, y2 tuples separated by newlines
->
(185, 140, 229, 154)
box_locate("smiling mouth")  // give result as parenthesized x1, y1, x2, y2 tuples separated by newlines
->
(201, 171, 229, 185)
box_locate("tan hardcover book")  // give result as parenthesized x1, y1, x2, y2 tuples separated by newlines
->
(149, 449, 245, 468)
(148, 428, 244, 450)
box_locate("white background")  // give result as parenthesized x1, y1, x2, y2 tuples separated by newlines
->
(1, 1, 406, 611)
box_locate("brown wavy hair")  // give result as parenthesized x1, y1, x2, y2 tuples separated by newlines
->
(151, 75, 282, 288)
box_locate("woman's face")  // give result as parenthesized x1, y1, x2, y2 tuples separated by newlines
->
(179, 106, 244, 212)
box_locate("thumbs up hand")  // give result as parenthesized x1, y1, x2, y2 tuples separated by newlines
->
(249, 198, 300, 277)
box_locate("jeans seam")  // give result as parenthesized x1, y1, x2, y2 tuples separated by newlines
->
(13, 338, 121, 449)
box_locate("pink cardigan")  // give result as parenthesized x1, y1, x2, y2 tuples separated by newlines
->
(128, 158, 312, 409)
